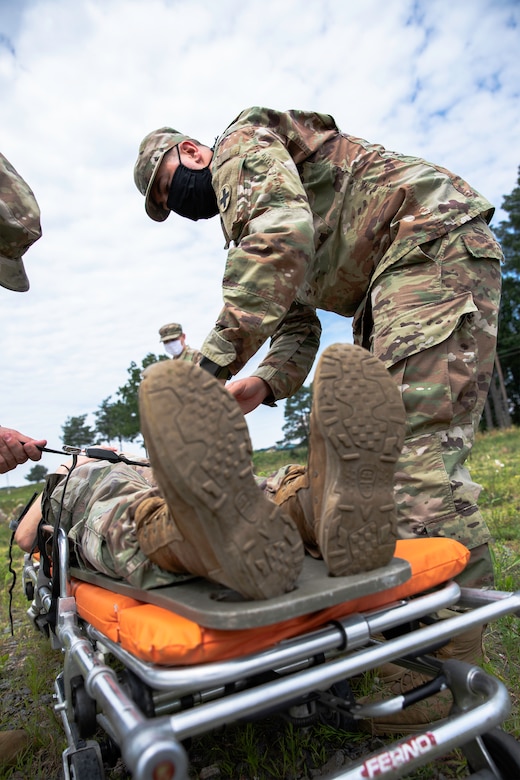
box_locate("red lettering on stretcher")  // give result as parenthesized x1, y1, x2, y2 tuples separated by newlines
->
(360, 732, 437, 777)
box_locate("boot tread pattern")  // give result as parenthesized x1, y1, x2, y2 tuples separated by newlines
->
(139, 361, 304, 600)
(310, 344, 406, 577)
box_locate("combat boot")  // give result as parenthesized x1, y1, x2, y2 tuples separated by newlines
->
(134, 494, 217, 576)
(361, 622, 484, 735)
(309, 344, 406, 576)
(361, 665, 454, 736)
(136, 360, 304, 600)
(271, 465, 320, 558)
(0, 729, 28, 767)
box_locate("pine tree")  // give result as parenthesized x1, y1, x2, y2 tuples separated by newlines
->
(61, 414, 95, 448)
(492, 166, 520, 425)
(277, 384, 312, 448)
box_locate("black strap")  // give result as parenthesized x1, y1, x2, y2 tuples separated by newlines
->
(39, 473, 67, 579)
(200, 356, 232, 381)
(36, 461, 78, 632)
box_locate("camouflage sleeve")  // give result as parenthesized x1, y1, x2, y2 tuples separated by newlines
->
(179, 346, 203, 365)
(201, 129, 316, 375)
(253, 300, 321, 400)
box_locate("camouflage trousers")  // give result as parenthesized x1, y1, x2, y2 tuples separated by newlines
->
(352, 216, 502, 587)
(50, 439, 494, 594)
(49, 461, 298, 590)
(48, 460, 190, 589)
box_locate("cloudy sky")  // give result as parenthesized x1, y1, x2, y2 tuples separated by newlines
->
(1, 0, 519, 486)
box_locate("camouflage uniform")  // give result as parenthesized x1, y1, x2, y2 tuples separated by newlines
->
(48, 460, 193, 589)
(174, 345, 202, 363)
(0, 152, 42, 292)
(47, 459, 294, 590)
(200, 108, 502, 585)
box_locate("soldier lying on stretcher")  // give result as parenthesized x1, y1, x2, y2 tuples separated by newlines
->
(15, 344, 405, 600)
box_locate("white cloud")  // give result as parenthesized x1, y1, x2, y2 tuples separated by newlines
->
(1, 0, 519, 486)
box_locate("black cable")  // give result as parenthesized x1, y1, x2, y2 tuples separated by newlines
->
(33, 444, 150, 467)
(7, 492, 38, 636)
(7, 533, 17, 637)
(10, 446, 149, 632)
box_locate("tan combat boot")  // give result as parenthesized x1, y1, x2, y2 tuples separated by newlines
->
(308, 344, 406, 576)
(133, 494, 217, 575)
(362, 622, 485, 735)
(0, 729, 28, 768)
(136, 360, 304, 600)
(271, 465, 320, 558)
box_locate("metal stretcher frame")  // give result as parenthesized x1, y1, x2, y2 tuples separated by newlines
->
(23, 528, 520, 780)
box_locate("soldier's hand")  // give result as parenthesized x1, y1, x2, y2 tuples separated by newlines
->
(0, 427, 47, 474)
(226, 377, 270, 414)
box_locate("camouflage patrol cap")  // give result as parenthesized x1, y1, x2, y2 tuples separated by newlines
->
(0, 153, 42, 292)
(134, 127, 190, 222)
(159, 322, 183, 342)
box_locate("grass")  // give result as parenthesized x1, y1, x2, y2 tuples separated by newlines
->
(251, 446, 308, 476)
(0, 427, 519, 778)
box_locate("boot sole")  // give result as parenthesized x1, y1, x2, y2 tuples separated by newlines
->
(138, 361, 304, 600)
(310, 344, 406, 576)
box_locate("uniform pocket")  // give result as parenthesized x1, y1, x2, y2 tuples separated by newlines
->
(373, 292, 477, 367)
(461, 231, 503, 261)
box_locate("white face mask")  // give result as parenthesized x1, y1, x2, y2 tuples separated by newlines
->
(164, 339, 184, 357)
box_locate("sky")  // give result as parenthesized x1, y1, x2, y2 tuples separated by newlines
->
(1, 0, 519, 487)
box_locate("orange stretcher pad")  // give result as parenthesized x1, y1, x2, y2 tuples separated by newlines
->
(70, 538, 469, 667)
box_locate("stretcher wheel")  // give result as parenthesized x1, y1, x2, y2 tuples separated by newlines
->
(121, 668, 155, 717)
(68, 746, 104, 780)
(70, 676, 97, 738)
(318, 680, 357, 732)
(467, 728, 520, 777)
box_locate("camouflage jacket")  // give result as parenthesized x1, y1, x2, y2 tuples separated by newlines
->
(175, 345, 202, 364)
(201, 107, 495, 399)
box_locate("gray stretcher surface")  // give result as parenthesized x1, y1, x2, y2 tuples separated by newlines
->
(69, 555, 411, 629)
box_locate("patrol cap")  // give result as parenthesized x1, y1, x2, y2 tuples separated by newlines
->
(0, 153, 42, 292)
(159, 322, 183, 342)
(134, 127, 190, 222)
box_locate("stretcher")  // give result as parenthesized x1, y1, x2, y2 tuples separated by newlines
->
(22, 531, 520, 780)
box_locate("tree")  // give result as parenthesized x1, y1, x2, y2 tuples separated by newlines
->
(59, 354, 168, 454)
(277, 384, 312, 448)
(491, 166, 520, 426)
(94, 396, 132, 449)
(25, 464, 48, 483)
(108, 353, 168, 445)
(61, 414, 95, 448)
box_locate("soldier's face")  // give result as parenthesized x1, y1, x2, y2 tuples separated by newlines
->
(152, 149, 178, 212)
(152, 142, 207, 210)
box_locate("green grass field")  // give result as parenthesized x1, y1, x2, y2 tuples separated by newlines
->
(1, 427, 519, 778)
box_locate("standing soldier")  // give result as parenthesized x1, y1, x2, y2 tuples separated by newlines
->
(134, 107, 503, 730)
(0, 150, 47, 765)
(158, 322, 202, 364)
(135, 108, 502, 591)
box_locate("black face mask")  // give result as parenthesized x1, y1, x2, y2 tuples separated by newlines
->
(166, 146, 219, 221)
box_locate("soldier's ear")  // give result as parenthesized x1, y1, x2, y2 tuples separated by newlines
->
(178, 140, 201, 161)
